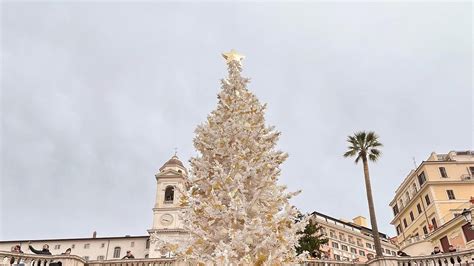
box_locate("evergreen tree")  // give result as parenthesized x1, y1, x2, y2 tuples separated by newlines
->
(157, 50, 307, 265)
(295, 214, 329, 258)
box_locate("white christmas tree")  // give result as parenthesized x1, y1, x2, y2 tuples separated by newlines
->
(157, 50, 307, 265)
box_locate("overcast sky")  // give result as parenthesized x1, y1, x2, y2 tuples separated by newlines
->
(1, 2, 472, 241)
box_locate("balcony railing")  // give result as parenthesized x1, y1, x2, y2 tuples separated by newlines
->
(87, 258, 176, 266)
(396, 249, 474, 265)
(1, 249, 473, 266)
(0, 250, 86, 266)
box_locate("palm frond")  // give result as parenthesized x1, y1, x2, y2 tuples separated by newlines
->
(368, 153, 379, 162)
(343, 150, 357, 158)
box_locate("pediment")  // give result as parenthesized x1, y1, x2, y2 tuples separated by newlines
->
(155, 169, 184, 179)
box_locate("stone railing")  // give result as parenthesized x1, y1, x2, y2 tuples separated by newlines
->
(87, 258, 177, 266)
(0, 250, 86, 266)
(302, 259, 365, 265)
(395, 249, 474, 266)
(397, 234, 427, 249)
(1, 249, 472, 266)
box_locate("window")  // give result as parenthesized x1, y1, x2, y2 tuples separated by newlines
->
(113, 247, 121, 258)
(320, 227, 327, 236)
(391, 251, 396, 256)
(84, 243, 90, 249)
(359, 250, 365, 256)
(423, 225, 428, 235)
(145, 254, 149, 258)
(54, 245, 60, 250)
(339, 233, 346, 242)
(71, 244, 75, 249)
(350, 247, 357, 254)
(131, 241, 135, 247)
(417, 203, 422, 214)
(439, 167, 447, 178)
(334, 254, 341, 261)
(330, 230, 336, 238)
(410, 211, 414, 222)
(431, 218, 438, 230)
(146, 239, 150, 249)
(164, 186, 174, 202)
(417, 172, 426, 186)
(462, 223, 474, 242)
(83, 256, 89, 261)
(332, 242, 339, 249)
(447, 190, 456, 200)
(403, 218, 408, 228)
(341, 245, 348, 251)
(101, 243, 105, 248)
(366, 243, 372, 249)
(348, 236, 354, 244)
(97, 256, 105, 260)
(396, 225, 402, 235)
(356, 239, 363, 247)
(469, 167, 474, 176)
(425, 194, 431, 206)
(392, 204, 399, 216)
(385, 249, 391, 254)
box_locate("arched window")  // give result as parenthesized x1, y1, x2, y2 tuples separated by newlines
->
(113, 247, 121, 258)
(164, 186, 174, 203)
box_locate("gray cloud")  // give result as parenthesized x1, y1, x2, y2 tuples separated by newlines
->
(1, 2, 471, 240)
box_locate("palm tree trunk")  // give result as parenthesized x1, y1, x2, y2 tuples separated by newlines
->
(362, 155, 383, 257)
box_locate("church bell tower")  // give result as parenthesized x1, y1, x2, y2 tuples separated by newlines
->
(148, 154, 188, 258)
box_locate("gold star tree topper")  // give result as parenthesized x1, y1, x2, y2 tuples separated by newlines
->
(222, 49, 245, 63)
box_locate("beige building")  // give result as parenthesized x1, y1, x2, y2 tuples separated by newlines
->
(0, 155, 188, 261)
(389, 151, 474, 255)
(0, 235, 149, 261)
(312, 212, 398, 263)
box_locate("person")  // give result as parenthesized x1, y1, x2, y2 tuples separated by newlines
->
(28, 242, 52, 255)
(431, 246, 443, 255)
(61, 248, 71, 255)
(122, 250, 135, 259)
(11, 245, 25, 265)
(448, 245, 456, 252)
(397, 250, 410, 257)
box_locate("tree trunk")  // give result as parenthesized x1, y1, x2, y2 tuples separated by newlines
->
(362, 155, 383, 257)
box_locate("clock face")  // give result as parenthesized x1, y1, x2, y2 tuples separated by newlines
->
(160, 214, 174, 226)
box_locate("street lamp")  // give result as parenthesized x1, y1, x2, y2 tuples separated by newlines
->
(461, 209, 473, 230)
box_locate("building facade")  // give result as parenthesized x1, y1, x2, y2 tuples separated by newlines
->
(313, 212, 398, 263)
(0, 235, 149, 261)
(389, 151, 474, 255)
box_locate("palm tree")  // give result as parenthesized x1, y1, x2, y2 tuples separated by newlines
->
(343, 131, 384, 258)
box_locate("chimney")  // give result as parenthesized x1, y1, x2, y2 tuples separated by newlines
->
(92, 231, 97, 238)
(352, 216, 368, 227)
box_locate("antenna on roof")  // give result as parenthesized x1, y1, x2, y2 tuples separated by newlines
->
(412, 157, 417, 168)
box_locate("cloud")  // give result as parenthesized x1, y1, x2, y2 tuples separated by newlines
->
(1, 2, 471, 240)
